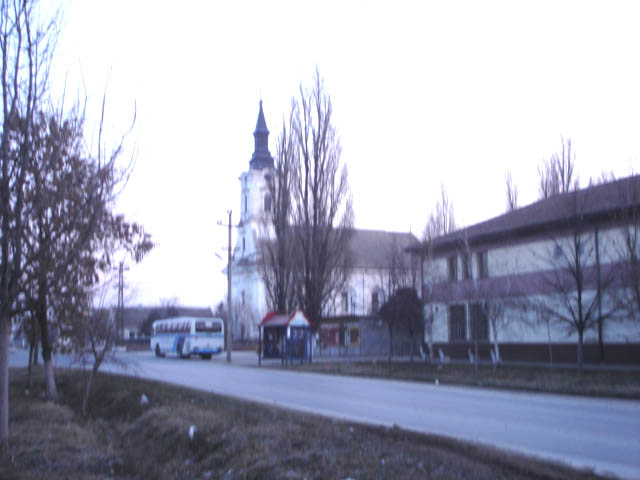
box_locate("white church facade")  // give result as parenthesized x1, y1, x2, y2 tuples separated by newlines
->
(230, 103, 418, 340)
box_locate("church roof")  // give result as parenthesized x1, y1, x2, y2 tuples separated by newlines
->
(250, 100, 274, 170)
(254, 100, 269, 135)
(348, 229, 419, 269)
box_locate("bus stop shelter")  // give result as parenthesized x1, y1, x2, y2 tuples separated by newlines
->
(258, 310, 312, 365)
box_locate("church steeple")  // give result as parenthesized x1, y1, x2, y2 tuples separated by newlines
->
(250, 100, 274, 170)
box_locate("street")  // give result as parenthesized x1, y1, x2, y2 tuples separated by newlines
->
(10, 348, 640, 479)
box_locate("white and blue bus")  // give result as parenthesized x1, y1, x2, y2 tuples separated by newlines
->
(151, 317, 224, 359)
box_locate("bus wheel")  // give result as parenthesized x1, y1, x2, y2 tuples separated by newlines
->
(155, 344, 164, 357)
(200, 354, 212, 360)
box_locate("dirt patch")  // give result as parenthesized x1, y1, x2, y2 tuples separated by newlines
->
(1, 367, 610, 479)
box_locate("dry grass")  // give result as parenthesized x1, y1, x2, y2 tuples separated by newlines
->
(0, 367, 610, 479)
(290, 361, 640, 399)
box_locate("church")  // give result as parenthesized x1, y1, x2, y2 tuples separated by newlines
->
(230, 102, 418, 340)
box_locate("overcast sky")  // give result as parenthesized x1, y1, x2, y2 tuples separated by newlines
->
(50, 0, 640, 308)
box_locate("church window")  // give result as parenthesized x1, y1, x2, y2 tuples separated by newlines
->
(264, 194, 271, 212)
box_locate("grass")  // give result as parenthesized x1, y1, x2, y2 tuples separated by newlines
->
(0, 366, 610, 479)
(288, 360, 640, 399)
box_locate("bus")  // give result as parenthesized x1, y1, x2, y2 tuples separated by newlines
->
(150, 317, 224, 359)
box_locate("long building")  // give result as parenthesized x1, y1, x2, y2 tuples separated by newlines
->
(411, 176, 640, 364)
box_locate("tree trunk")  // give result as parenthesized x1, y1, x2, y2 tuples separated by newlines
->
(0, 317, 10, 454)
(27, 340, 34, 390)
(577, 329, 584, 373)
(38, 317, 57, 401)
(546, 319, 553, 372)
(37, 277, 57, 401)
(409, 333, 414, 363)
(82, 366, 97, 416)
(595, 227, 604, 362)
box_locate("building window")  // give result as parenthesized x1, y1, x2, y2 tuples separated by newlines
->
(449, 304, 467, 341)
(554, 245, 562, 259)
(448, 256, 457, 281)
(242, 237, 245, 253)
(470, 303, 489, 340)
(371, 291, 379, 314)
(462, 252, 471, 280)
(264, 194, 271, 212)
(477, 250, 489, 278)
(244, 195, 247, 213)
(241, 290, 245, 306)
(341, 292, 348, 314)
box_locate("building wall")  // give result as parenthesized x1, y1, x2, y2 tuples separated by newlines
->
(424, 222, 640, 354)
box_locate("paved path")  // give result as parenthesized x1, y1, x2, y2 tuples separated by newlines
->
(10, 349, 640, 478)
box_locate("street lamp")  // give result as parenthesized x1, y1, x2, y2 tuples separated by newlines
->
(217, 210, 233, 363)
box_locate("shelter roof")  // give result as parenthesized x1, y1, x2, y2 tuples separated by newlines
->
(259, 310, 310, 328)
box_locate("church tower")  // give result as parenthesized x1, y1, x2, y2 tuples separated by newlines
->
(231, 101, 274, 338)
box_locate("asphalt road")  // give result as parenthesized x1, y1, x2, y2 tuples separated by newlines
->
(10, 349, 640, 479)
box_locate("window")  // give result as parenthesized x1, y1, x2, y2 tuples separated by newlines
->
(449, 304, 467, 341)
(244, 195, 247, 213)
(341, 292, 348, 314)
(242, 237, 245, 253)
(195, 321, 222, 333)
(448, 256, 458, 281)
(264, 194, 271, 212)
(477, 250, 489, 278)
(241, 290, 245, 306)
(371, 291, 379, 314)
(349, 328, 360, 346)
(462, 253, 471, 280)
(470, 303, 489, 340)
(554, 245, 562, 259)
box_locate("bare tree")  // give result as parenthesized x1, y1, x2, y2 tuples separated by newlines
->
(422, 184, 456, 241)
(290, 69, 354, 325)
(420, 188, 456, 361)
(259, 108, 297, 314)
(0, 0, 61, 449)
(505, 170, 518, 212)
(377, 235, 419, 303)
(538, 137, 576, 199)
(614, 175, 640, 324)
(536, 190, 617, 371)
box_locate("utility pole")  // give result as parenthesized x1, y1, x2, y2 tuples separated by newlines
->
(117, 261, 124, 345)
(226, 210, 232, 363)
(218, 210, 233, 363)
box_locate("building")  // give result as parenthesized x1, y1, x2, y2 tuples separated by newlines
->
(411, 176, 640, 364)
(231, 102, 418, 339)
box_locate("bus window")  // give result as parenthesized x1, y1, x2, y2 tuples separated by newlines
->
(196, 321, 222, 333)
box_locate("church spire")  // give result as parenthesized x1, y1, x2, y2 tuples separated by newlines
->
(250, 100, 274, 170)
